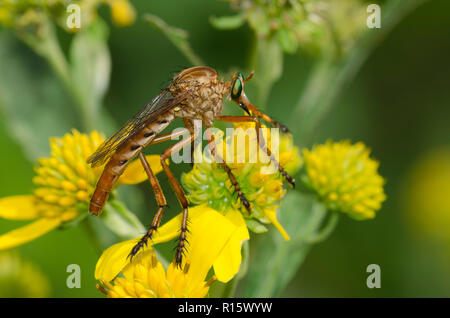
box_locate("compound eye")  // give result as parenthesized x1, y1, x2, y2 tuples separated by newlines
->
(231, 77, 242, 100)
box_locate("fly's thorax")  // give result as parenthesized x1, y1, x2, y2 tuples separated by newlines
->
(169, 67, 231, 121)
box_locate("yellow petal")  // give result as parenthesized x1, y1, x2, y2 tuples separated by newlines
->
(95, 238, 140, 282)
(0, 195, 41, 220)
(95, 206, 208, 282)
(0, 217, 62, 250)
(213, 209, 250, 283)
(265, 208, 290, 241)
(183, 207, 241, 286)
(118, 155, 163, 185)
(150, 205, 207, 243)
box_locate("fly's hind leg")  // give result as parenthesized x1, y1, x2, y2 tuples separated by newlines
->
(129, 152, 167, 259)
(128, 129, 190, 260)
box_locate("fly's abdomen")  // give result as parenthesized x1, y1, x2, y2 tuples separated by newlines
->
(89, 114, 174, 215)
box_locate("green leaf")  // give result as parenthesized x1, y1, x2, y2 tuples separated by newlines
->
(0, 31, 80, 160)
(242, 191, 331, 297)
(144, 13, 203, 66)
(209, 14, 245, 30)
(245, 218, 268, 234)
(70, 19, 111, 131)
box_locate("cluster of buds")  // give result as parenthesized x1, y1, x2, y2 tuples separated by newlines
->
(220, 0, 366, 56)
(0, 0, 135, 34)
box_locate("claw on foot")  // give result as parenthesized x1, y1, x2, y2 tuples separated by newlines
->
(128, 240, 144, 260)
(128, 225, 158, 261)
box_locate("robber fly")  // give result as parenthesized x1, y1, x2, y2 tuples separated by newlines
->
(87, 66, 294, 265)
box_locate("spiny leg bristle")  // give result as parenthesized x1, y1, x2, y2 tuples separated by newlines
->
(128, 227, 157, 261)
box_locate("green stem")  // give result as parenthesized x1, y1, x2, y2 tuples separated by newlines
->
(81, 218, 104, 255)
(256, 201, 328, 297)
(248, 36, 283, 111)
(101, 201, 145, 239)
(144, 13, 204, 66)
(307, 211, 339, 244)
(19, 20, 98, 131)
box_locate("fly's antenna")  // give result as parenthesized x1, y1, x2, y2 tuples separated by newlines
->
(244, 71, 254, 83)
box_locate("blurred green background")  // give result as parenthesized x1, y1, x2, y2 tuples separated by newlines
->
(1, 0, 450, 297)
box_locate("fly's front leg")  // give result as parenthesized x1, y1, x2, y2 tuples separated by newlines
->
(160, 131, 198, 266)
(205, 125, 251, 212)
(215, 115, 295, 187)
(183, 118, 196, 166)
(128, 152, 167, 259)
(246, 108, 290, 135)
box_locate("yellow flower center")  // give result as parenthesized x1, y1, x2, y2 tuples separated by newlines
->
(98, 251, 214, 298)
(31, 130, 105, 220)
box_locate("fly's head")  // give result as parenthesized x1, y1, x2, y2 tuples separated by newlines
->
(229, 71, 256, 116)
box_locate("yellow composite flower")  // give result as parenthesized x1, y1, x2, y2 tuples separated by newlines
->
(0, 0, 136, 30)
(402, 148, 450, 242)
(95, 205, 249, 297)
(302, 140, 386, 220)
(0, 129, 162, 250)
(182, 123, 302, 240)
(107, 0, 136, 27)
(0, 252, 51, 298)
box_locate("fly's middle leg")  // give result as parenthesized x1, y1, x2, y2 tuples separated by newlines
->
(160, 132, 198, 266)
